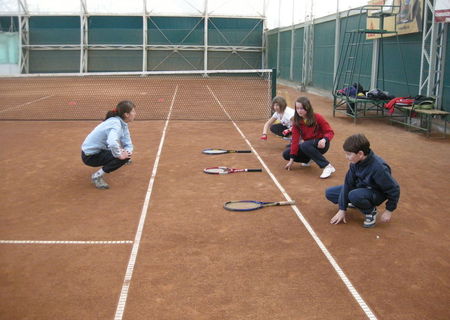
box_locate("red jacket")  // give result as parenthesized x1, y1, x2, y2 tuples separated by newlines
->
(385, 97, 414, 114)
(290, 113, 334, 156)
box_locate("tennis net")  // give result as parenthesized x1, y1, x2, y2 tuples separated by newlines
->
(0, 69, 275, 121)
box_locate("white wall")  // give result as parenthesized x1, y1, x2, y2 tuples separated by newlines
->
(0, 64, 19, 75)
(0, 0, 265, 16)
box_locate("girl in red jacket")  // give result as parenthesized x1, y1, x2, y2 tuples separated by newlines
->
(283, 96, 336, 178)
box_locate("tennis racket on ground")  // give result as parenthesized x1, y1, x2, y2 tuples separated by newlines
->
(224, 200, 295, 211)
(202, 148, 251, 155)
(203, 167, 262, 174)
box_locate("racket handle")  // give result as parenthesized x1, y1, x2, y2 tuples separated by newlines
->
(275, 200, 296, 206)
(234, 150, 252, 153)
(246, 169, 263, 172)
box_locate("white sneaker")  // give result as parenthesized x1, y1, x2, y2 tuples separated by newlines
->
(301, 160, 312, 167)
(320, 164, 335, 179)
(91, 175, 110, 189)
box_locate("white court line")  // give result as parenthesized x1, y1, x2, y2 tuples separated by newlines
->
(0, 240, 132, 244)
(114, 85, 179, 320)
(0, 95, 55, 114)
(207, 85, 377, 320)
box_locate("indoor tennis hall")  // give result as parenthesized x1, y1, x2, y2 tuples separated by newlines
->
(1, 1, 449, 320)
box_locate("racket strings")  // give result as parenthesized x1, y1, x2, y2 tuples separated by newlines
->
(205, 167, 228, 174)
(224, 201, 261, 210)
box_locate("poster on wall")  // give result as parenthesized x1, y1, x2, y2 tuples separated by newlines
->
(435, 0, 450, 22)
(366, 0, 424, 39)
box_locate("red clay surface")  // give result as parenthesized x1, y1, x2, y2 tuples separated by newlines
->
(1, 85, 449, 320)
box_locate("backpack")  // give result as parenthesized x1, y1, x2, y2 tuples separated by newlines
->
(412, 96, 435, 110)
(337, 85, 357, 97)
(366, 88, 394, 101)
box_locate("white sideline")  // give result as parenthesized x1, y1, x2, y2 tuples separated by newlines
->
(113, 85, 179, 320)
(0, 240, 132, 244)
(206, 85, 377, 320)
(0, 95, 54, 113)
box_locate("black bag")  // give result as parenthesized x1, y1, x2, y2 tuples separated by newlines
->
(367, 88, 394, 100)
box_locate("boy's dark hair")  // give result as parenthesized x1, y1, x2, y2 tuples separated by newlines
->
(343, 133, 371, 155)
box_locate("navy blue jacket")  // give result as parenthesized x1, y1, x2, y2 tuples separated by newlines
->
(340, 150, 400, 211)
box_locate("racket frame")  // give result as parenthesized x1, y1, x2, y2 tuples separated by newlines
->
(223, 200, 295, 211)
(203, 167, 262, 174)
(202, 148, 252, 155)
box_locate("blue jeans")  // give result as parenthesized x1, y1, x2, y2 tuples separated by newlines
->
(325, 185, 386, 215)
(282, 139, 330, 168)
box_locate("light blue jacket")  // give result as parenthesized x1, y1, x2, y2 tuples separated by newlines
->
(81, 116, 133, 158)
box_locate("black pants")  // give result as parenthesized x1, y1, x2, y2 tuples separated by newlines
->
(270, 123, 289, 137)
(282, 139, 331, 168)
(81, 150, 129, 173)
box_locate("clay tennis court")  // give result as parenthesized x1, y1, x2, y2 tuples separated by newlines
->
(0, 77, 449, 319)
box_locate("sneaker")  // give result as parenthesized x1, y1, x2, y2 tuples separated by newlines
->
(320, 164, 335, 179)
(363, 208, 378, 228)
(91, 175, 110, 189)
(301, 160, 312, 167)
(348, 203, 356, 208)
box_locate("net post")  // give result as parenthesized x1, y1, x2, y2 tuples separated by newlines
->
(271, 68, 277, 99)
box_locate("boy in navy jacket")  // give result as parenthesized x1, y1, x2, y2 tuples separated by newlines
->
(325, 133, 400, 228)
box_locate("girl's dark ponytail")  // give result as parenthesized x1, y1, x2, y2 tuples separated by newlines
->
(105, 109, 118, 120)
(104, 101, 135, 120)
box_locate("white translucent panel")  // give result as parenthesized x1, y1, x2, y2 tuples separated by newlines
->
(147, 0, 204, 15)
(313, 1, 339, 19)
(0, 0, 370, 23)
(87, 0, 144, 14)
(0, 0, 20, 14)
(265, 0, 280, 29)
(338, 0, 370, 12)
(272, 0, 307, 28)
(266, 0, 374, 30)
(208, 0, 264, 17)
(26, 0, 81, 14)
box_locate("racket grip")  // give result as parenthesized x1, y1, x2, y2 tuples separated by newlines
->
(235, 150, 252, 153)
(246, 169, 263, 172)
(276, 200, 296, 206)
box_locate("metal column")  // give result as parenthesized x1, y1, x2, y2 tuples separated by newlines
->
(18, 0, 29, 74)
(301, 0, 313, 90)
(419, 0, 448, 109)
(80, 0, 88, 73)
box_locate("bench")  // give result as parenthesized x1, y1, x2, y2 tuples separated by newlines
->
(390, 105, 450, 137)
(333, 94, 391, 123)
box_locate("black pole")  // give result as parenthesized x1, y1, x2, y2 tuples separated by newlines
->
(271, 68, 277, 99)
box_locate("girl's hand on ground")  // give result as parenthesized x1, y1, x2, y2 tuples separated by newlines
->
(330, 210, 347, 224)
(284, 159, 294, 170)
